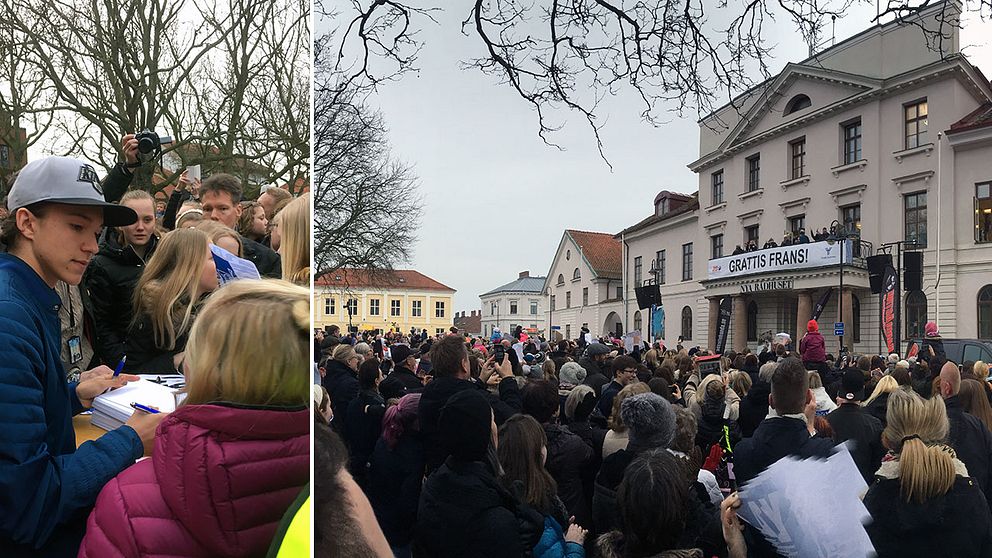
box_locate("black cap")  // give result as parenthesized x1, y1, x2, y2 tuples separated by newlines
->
(840, 368, 866, 401)
(391, 344, 416, 364)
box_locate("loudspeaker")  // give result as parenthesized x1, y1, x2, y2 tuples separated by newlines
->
(904, 251, 923, 291)
(866, 254, 892, 294)
(634, 284, 662, 309)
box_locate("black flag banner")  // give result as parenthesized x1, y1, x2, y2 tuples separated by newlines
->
(881, 265, 897, 354)
(812, 289, 832, 321)
(715, 297, 733, 354)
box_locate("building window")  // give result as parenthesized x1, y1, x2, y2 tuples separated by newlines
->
(745, 225, 759, 247)
(324, 297, 335, 315)
(785, 94, 811, 114)
(681, 306, 692, 340)
(843, 119, 862, 164)
(790, 138, 806, 179)
(905, 191, 927, 247)
(634, 311, 642, 332)
(682, 243, 693, 281)
(655, 250, 666, 285)
(906, 291, 927, 338)
(530, 301, 538, 315)
(852, 294, 861, 343)
(509, 300, 518, 315)
(346, 299, 358, 317)
(634, 256, 642, 286)
(557, 274, 564, 285)
(746, 300, 758, 342)
(490, 301, 498, 316)
(572, 268, 580, 280)
(369, 299, 380, 316)
(711, 234, 723, 259)
(976, 183, 992, 243)
(436, 328, 444, 335)
(550, 295, 556, 311)
(411, 300, 422, 317)
(841, 204, 861, 237)
(566, 292, 571, 309)
(905, 99, 928, 149)
(980, 286, 992, 338)
(616, 286, 623, 300)
(788, 215, 805, 237)
(711, 170, 724, 205)
(390, 300, 401, 316)
(582, 287, 589, 306)
(565, 324, 571, 340)
(435, 301, 445, 318)
(746, 154, 761, 192)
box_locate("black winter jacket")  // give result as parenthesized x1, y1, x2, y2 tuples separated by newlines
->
(864, 391, 892, 428)
(379, 365, 423, 400)
(419, 376, 522, 474)
(694, 400, 742, 456)
(83, 233, 159, 366)
(415, 458, 542, 558)
(368, 433, 425, 548)
(321, 359, 360, 438)
(864, 473, 992, 558)
(122, 305, 197, 375)
(825, 403, 885, 483)
(734, 416, 835, 487)
(579, 356, 609, 397)
(344, 389, 386, 482)
(945, 395, 992, 505)
(543, 423, 595, 528)
(738, 379, 771, 438)
(241, 235, 281, 278)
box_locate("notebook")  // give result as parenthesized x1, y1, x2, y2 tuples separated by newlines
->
(90, 378, 179, 432)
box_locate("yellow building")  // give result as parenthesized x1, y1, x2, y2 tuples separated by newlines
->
(314, 269, 456, 335)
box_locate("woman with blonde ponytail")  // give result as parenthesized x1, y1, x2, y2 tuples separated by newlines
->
(863, 388, 992, 557)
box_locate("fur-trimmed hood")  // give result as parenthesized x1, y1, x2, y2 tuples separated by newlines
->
(875, 453, 970, 480)
(595, 531, 704, 558)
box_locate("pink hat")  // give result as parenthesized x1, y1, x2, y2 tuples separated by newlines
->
(925, 321, 939, 337)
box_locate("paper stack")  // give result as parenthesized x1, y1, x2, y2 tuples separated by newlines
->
(91, 378, 179, 431)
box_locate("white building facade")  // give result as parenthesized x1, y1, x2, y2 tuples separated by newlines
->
(544, 230, 624, 341)
(479, 272, 548, 338)
(621, 3, 992, 356)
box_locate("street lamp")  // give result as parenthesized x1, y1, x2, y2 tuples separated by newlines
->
(829, 219, 857, 356)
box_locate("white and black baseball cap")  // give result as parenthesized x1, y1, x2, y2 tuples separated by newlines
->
(7, 157, 138, 227)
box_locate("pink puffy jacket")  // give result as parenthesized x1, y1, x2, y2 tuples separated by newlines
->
(78, 403, 309, 558)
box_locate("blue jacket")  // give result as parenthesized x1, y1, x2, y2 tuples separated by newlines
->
(534, 516, 584, 558)
(0, 254, 143, 557)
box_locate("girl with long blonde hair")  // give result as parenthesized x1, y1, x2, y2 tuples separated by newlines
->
(277, 193, 310, 285)
(125, 228, 218, 374)
(79, 280, 311, 557)
(863, 388, 992, 556)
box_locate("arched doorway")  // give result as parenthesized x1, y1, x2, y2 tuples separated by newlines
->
(633, 311, 642, 333)
(604, 312, 623, 338)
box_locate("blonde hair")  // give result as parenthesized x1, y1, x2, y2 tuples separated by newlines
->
(608, 382, 651, 432)
(808, 371, 823, 389)
(132, 228, 211, 350)
(184, 280, 309, 406)
(975, 361, 990, 380)
(278, 194, 310, 285)
(195, 220, 243, 257)
(118, 190, 157, 246)
(729, 370, 752, 397)
(864, 375, 899, 406)
(332, 343, 357, 365)
(883, 389, 955, 503)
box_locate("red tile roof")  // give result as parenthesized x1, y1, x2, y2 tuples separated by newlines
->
(567, 230, 622, 280)
(948, 101, 992, 135)
(315, 269, 456, 292)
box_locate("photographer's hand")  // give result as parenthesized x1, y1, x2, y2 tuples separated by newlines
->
(177, 170, 191, 192)
(121, 134, 138, 166)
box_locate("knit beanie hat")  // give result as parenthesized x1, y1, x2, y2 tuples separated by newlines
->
(439, 389, 493, 462)
(925, 321, 939, 337)
(559, 362, 587, 385)
(621, 393, 676, 449)
(807, 320, 818, 333)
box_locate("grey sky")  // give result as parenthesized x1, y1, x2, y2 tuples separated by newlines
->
(364, 5, 992, 312)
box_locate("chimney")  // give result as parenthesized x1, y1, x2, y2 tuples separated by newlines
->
(519, 271, 530, 279)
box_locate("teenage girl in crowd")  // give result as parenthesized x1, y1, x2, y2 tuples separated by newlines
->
(276, 193, 310, 285)
(124, 228, 218, 374)
(79, 280, 311, 557)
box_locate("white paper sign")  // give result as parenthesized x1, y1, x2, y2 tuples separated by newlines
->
(186, 164, 201, 181)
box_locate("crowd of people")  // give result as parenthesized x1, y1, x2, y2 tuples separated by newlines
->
(0, 136, 311, 557)
(729, 223, 855, 254)
(316, 318, 992, 557)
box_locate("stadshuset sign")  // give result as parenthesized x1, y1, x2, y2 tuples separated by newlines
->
(708, 240, 853, 280)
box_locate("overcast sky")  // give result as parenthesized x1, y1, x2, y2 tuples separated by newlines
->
(363, 4, 992, 312)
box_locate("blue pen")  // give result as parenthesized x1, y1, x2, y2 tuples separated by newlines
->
(112, 355, 127, 377)
(130, 402, 160, 414)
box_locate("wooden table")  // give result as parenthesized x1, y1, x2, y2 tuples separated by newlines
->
(73, 414, 105, 447)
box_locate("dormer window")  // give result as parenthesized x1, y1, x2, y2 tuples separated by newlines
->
(656, 197, 669, 216)
(785, 94, 812, 115)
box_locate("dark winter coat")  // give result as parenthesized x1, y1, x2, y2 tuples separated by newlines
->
(864, 461, 992, 558)
(379, 365, 422, 400)
(367, 433, 425, 548)
(123, 304, 199, 375)
(343, 389, 386, 481)
(864, 391, 893, 428)
(415, 458, 542, 558)
(578, 356, 609, 397)
(825, 403, 885, 483)
(920, 337, 947, 371)
(799, 331, 826, 363)
(568, 420, 608, 460)
(321, 359, 359, 438)
(738, 379, 771, 438)
(83, 233, 159, 366)
(694, 400, 742, 456)
(734, 416, 835, 487)
(543, 423, 595, 528)
(597, 380, 623, 418)
(419, 376, 522, 474)
(241, 235, 281, 279)
(945, 395, 992, 505)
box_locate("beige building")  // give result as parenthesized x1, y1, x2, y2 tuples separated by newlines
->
(621, 3, 992, 356)
(314, 269, 456, 336)
(543, 230, 624, 341)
